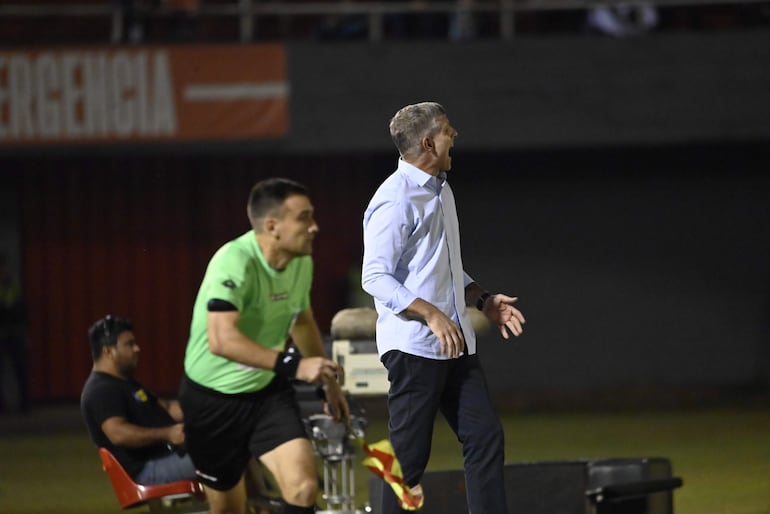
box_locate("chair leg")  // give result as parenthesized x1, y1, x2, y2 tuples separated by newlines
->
(147, 496, 209, 514)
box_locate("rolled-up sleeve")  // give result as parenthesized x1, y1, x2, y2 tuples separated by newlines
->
(362, 197, 418, 315)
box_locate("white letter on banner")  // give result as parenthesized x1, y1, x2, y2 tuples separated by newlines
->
(84, 53, 108, 137)
(9, 56, 34, 138)
(0, 57, 7, 138)
(152, 51, 176, 135)
(62, 53, 84, 137)
(35, 54, 61, 138)
(110, 52, 134, 136)
(134, 51, 148, 134)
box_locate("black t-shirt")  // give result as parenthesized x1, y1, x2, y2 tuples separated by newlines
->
(80, 371, 176, 478)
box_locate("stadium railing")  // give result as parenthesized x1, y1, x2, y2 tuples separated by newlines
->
(0, 0, 766, 43)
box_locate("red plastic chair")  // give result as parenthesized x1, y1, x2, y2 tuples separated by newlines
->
(98, 447, 205, 509)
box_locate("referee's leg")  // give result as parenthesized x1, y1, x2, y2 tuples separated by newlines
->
(259, 438, 318, 513)
(206, 479, 249, 514)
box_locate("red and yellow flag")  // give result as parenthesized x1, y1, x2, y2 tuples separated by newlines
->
(358, 438, 425, 510)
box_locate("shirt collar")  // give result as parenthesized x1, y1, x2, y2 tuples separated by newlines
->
(397, 158, 446, 192)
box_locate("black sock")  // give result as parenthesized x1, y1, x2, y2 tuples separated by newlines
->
(281, 503, 314, 514)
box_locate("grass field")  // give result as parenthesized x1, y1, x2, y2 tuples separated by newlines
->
(0, 405, 768, 514)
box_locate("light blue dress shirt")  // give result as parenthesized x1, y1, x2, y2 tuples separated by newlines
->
(362, 159, 477, 360)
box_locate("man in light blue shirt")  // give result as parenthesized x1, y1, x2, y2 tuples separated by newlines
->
(362, 102, 526, 514)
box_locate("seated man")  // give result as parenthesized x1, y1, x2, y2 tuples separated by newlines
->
(81, 315, 197, 485)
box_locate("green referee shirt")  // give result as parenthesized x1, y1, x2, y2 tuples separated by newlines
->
(184, 230, 313, 394)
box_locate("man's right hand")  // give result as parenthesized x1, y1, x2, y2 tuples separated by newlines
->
(296, 357, 339, 384)
(405, 298, 465, 358)
(425, 308, 465, 359)
(167, 423, 186, 446)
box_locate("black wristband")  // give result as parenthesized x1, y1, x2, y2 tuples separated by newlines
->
(476, 292, 491, 311)
(273, 351, 300, 378)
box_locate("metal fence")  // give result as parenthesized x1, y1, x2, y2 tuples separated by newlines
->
(0, 0, 766, 42)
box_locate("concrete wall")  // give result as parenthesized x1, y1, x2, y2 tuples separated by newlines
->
(286, 31, 770, 152)
(446, 150, 770, 401)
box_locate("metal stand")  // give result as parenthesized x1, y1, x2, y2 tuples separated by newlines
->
(305, 413, 368, 514)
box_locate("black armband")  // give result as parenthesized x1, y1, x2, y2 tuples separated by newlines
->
(207, 298, 238, 312)
(476, 292, 491, 311)
(273, 351, 300, 378)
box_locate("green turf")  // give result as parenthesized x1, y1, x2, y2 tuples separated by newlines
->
(1, 407, 768, 514)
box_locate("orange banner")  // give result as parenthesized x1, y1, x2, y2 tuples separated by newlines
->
(0, 44, 288, 146)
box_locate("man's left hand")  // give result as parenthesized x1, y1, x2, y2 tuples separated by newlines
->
(482, 294, 526, 339)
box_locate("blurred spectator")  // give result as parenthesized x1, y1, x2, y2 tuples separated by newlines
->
(316, 0, 368, 41)
(113, 0, 197, 44)
(0, 253, 29, 414)
(383, 0, 447, 39)
(587, 3, 659, 37)
(163, 0, 200, 42)
(113, 0, 159, 43)
(449, 0, 478, 41)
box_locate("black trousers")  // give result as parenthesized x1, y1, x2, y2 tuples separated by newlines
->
(380, 350, 507, 514)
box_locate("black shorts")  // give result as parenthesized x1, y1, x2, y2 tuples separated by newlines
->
(179, 374, 308, 491)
